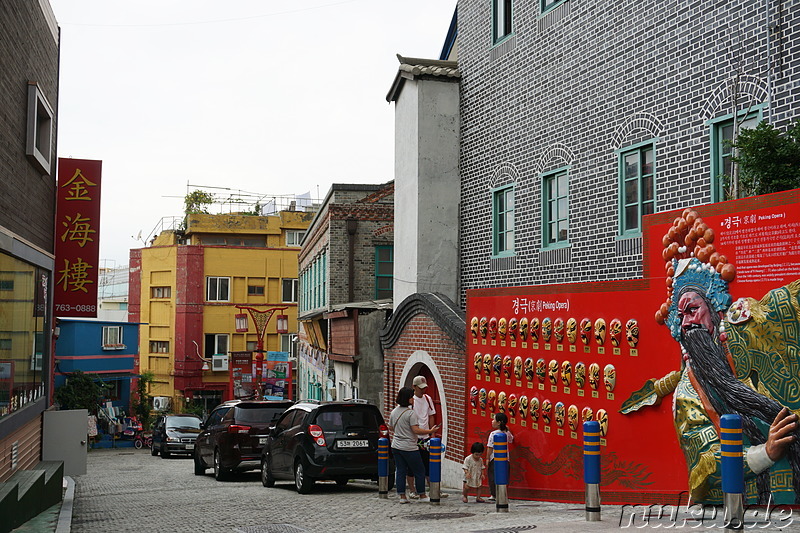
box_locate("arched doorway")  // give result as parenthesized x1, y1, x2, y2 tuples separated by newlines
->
(399, 350, 449, 449)
(404, 361, 442, 430)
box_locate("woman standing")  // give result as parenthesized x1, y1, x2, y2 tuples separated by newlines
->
(486, 412, 513, 502)
(389, 386, 440, 503)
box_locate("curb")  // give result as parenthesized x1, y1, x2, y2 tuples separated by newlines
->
(55, 476, 74, 533)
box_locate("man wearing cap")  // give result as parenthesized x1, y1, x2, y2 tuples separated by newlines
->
(407, 375, 440, 498)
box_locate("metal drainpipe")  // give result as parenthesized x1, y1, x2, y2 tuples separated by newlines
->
(346, 219, 357, 302)
(766, 0, 772, 123)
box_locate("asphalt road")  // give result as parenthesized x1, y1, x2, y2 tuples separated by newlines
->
(66, 448, 797, 532)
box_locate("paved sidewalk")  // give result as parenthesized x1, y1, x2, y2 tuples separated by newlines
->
(14, 448, 799, 532)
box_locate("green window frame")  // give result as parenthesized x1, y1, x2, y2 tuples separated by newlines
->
(541, 0, 566, 14)
(541, 167, 570, 248)
(492, 0, 513, 45)
(709, 106, 764, 202)
(300, 252, 327, 312)
(492, 184, 515, 257)
(375, 246, 393, 299)
(618, 141, 656, 236)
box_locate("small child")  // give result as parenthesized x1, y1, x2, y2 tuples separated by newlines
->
(462, 441, 486, 503)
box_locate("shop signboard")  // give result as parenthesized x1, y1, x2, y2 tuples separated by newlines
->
(54, 158, 102, 318)
(231, 351, 253, 399)
(230, 350, 292, 400)
(262, 351, 291, 401)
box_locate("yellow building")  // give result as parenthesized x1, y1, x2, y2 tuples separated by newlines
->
(129, 210, 313, 412)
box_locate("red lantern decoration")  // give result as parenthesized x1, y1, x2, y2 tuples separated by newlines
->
(235, 313, 249, 332)
(276, 314, 289, 334)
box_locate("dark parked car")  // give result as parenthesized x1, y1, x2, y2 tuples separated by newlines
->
(260, 400, 392, 493)
(151, 414, 203, 458)
(194, 399, 293, 480)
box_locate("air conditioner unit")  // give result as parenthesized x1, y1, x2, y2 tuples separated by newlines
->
(153, 396, 171, 411)
(212, 354, 229, 371)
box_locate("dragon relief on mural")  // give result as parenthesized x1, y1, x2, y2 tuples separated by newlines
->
(471, 428, 654, 490)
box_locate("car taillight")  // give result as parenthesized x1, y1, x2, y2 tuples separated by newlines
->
(379, 424, 389, 438)
(308, 424, 326, 446)
(228, 424, 251, 434)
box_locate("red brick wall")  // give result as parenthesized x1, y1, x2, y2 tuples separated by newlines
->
(383, 313, 466, 463)
(127, 249, 141, 324)
(330, 315, 356, 356)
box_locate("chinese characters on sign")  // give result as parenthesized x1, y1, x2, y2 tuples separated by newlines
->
(512, 297, 571, 315)
(54, 158, 102, 317)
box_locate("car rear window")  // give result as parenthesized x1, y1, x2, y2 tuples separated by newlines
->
(234, 405, 288, 424)
(314, 408, 380, 431)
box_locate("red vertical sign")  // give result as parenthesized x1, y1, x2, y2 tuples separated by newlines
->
(54, 158, 102, 317)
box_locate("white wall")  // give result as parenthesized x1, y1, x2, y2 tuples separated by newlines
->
(393, 77, 460, 306)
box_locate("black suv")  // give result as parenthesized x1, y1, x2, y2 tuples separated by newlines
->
(151, 414, 202, 458)
(194, 399, 293, 480)
(260, 400, 391, 493)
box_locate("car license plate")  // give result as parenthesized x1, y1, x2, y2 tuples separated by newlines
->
(338, 440, 368, 448)
(259, 437, 267, 445)
(185, 444, 194, 450)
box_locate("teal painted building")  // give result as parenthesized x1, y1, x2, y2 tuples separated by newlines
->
(54, 318, 140, 410)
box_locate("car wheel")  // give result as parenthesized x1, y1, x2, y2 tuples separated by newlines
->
(261, 458, 275, 487)
(335, 478, 348, 487)
(151, 444, 158, 457)
(193, 450, 206, 475)
(214, 449, 230, 481)
(294, 459, 314, 494)
(161, 448, 171, 459)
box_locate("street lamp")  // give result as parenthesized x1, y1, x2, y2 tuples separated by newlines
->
(191, 340, 212, 371)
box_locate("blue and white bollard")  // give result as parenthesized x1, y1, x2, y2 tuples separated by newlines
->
(378, 437, 389, 499)
(429, 438, 442, 505)
(583, 421, 601, 521)
(720, 414, 744, 531)
(493, 432, 509, 512)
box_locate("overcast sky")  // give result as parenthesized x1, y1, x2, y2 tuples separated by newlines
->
(51, 0, 456, 267)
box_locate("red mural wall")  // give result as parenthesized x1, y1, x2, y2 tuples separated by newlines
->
(465, 189, 800, 504)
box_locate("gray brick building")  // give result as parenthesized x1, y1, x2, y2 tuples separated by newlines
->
(382, 0, 800, 490)
(457, 0, 800, 303)
(0, 0, 62, 525)
(297, 183, 394, 407)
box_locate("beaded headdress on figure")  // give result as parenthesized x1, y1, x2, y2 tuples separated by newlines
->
(656, 208, 737, 341)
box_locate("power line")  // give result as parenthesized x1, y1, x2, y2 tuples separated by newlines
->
(59, 0, 361, 28)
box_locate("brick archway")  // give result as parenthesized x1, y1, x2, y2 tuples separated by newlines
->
(380, 292, 467, 488)
(401, 352, 447, 444)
